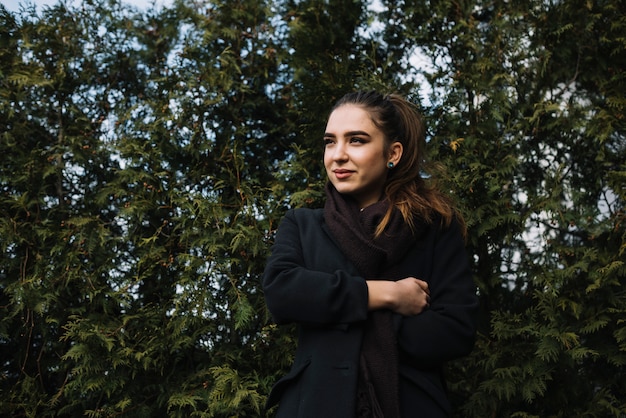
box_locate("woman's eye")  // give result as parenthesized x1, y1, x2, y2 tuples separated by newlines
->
(323, 138, 334, 146)
(350, 137, 365, 144)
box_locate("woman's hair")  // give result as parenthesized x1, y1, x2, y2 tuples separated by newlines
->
(331, 90, 464, 237)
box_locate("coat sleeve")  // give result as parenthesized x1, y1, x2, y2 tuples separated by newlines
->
(263, 210, 369, 326)
(397, 218, 479, 367)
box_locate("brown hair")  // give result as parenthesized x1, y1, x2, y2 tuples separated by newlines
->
(331, 91, 463, 237)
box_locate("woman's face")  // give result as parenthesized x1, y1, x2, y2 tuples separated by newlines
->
(324, 105, 402, 208)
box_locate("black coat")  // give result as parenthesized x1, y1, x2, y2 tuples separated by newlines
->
(263, 208, 478, 417)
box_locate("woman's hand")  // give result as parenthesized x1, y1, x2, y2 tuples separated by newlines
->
(366, 277, 430, 316)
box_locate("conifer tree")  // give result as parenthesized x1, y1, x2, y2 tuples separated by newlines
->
(386, 0, 625, 415)
(1, 0, 624, 417)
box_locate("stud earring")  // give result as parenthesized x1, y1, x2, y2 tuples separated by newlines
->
(387, 162, 395, 169)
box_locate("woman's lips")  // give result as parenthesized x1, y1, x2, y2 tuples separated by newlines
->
(333, 169, 354, 180)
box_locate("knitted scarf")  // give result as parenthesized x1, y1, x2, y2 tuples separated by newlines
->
(324, 183, 418, 418)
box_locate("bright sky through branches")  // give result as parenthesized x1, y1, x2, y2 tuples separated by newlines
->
(1, 0, 171, 12)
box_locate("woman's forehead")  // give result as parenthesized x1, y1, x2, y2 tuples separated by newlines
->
(326, 105, 378, 131)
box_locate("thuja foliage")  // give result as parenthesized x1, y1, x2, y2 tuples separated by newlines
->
(0, 0, 624, 417)
(399, 0, 626, 416)
(1, 1, 292, 416)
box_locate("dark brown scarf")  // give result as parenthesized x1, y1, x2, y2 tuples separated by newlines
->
(324, 183, 418, 418)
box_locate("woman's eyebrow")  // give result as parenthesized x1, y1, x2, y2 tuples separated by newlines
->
(324, 130, 371, 138)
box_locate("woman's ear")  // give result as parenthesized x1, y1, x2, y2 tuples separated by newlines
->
(389, 141, 403, 166)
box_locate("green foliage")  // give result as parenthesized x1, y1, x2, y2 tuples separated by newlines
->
(398, 0, 626, 416)
(0, 0, 624, 416)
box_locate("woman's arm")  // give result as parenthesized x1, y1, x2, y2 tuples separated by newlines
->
(263, 210, 369, 325)
(396, 219, 479, 367)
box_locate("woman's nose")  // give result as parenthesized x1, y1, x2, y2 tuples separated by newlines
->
(332, 142, 348, 161)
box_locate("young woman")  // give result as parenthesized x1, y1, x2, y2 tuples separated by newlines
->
(263, 91, 479, 417)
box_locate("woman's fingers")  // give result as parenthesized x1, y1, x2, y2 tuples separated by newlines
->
(393, 277, 431, 315)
